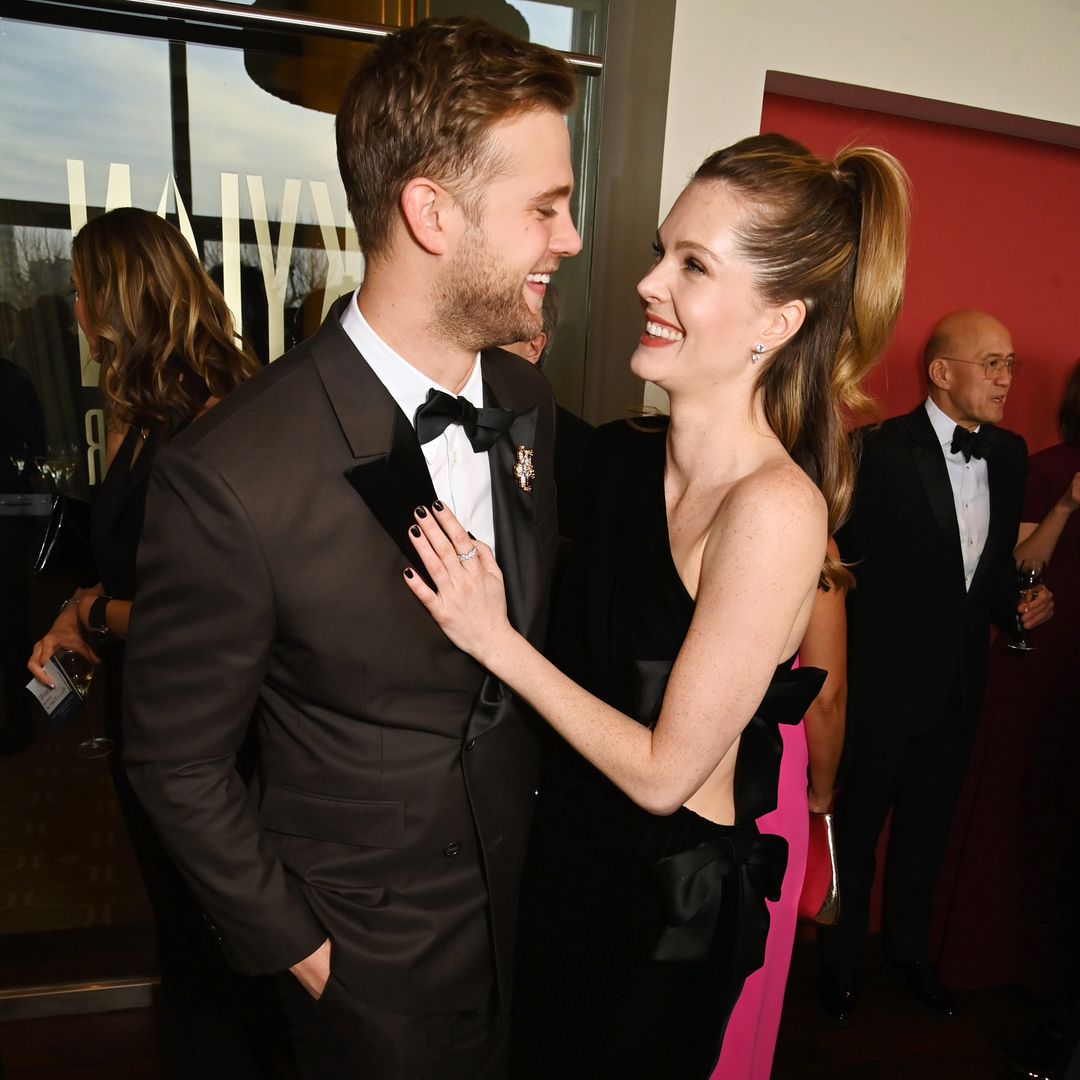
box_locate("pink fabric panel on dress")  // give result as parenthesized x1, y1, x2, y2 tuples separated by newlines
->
(712, 716, 809, 1079)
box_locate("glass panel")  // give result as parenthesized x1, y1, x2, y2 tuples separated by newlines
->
(0, 1, 604, 994)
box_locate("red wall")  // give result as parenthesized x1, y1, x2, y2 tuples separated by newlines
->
(760, 93, 1080, 453)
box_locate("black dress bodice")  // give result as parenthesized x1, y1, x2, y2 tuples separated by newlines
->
(548, 417, 822, 820)
(513, 418, 824, 1080)
(91, 425, 162, 601)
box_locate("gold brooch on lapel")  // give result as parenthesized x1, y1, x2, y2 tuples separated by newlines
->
(514, 445, 535, 493)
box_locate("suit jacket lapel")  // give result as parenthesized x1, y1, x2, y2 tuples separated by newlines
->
(969, 426, 1009, 597)
(344, 411, 437, 572)
(484, 375, 539, 635)
(311, 295, 437, 574)
(468, 350, 546, 742)
(905, 406, 966, 584)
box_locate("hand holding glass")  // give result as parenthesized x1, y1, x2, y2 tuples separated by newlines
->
(55, 648, 112, 757)
(1007, 559, 1045, 653)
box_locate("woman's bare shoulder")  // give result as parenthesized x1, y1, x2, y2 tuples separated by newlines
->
(721, 457, 826, 529)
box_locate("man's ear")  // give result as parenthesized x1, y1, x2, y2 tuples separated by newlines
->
(927, 357, 951, 391)
(400, 177, 456, 256)
(522, 332, 547, 365)
(760, 299, 806, 352)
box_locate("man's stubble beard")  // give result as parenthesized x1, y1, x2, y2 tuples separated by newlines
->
(432, 222, 543, 354)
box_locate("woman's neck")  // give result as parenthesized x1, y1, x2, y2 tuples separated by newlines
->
(664, 385, 780, 491)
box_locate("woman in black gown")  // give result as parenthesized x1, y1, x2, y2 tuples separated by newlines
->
(405, 134, 911, 1078)
(27, 208, 267, 1076)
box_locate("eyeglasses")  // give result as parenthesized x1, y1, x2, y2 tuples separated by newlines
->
(938, 355, 1022, 379)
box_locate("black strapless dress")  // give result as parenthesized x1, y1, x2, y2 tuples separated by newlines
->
(512, 419, 824, 1079)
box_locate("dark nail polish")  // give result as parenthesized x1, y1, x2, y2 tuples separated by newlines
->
(467, 531, 477, 541)
(404, 567, 415, 579)
(410, 525, 421, 537)
(432, 500, 444, 512)
(415, 506, 428, 519)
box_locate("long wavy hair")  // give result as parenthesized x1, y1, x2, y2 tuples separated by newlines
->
(72, 207, 258, 432)
(693, 134, 911, 587)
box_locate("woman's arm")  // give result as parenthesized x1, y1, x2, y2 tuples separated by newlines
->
(74, 593, 132, 640)
(1014, 471, 1080, 566)
(27, 584, 104, 686)
(800, 539, 847, 814)
(27, 427, 134, 686)
(406, 471, 826, 815)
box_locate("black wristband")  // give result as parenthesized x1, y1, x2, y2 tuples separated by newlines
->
(88, 595, 111, 633)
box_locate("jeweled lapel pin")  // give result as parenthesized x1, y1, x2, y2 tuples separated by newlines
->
(514, 445, 535, 493)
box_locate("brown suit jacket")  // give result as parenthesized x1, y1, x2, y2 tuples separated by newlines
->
(123, 295, 558, 1015)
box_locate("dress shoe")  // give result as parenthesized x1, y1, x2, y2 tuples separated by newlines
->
(886, 956, 956, 1017)
(818, 968, 856, 1023)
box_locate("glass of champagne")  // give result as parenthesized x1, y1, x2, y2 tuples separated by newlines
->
(55, 648, 113, 758)
(1007, 559, 1045, 653)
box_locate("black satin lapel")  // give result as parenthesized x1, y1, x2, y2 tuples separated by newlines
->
(911, 438, 965, 580)
(465, 674, 509, 742)
(485, 383, 540, 635)
(969, 440, 1008, 597)
(464, 388, 541, 743)
(343, 406, 437, 583)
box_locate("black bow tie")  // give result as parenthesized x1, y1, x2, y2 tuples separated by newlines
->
(950, 425, 990, 462)
(414, 389, 514, 452)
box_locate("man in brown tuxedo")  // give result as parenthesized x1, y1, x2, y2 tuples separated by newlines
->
(123, 19, 581, 1078)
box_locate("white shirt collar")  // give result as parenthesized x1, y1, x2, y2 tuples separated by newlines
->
(925, 396, 980, 452)
(339, 288, 484, 426)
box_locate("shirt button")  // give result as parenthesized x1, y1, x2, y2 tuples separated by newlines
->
(443, 841, 462, 857)
(464, 739, 476, 751)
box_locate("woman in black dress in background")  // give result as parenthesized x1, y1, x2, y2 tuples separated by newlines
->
(27, 208, 266, 1076)
(406, 134, 910, 1078)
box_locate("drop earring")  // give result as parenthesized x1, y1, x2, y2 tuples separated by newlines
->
(751, 343, 765, 363)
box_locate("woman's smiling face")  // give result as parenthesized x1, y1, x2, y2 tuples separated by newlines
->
(631, 180, 775, 395)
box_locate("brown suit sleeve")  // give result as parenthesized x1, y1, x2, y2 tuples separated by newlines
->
(122, 443, 326, 974)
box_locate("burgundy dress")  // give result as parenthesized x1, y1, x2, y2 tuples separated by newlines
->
(936, 442, 1080, 994)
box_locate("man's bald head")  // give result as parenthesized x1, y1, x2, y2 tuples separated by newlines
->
(924, 309, 1016, 429)
(923, 310, 1011, 373)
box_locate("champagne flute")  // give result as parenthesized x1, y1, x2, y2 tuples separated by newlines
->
(1007, 559, 1045, 653)
(55, 648, 113, 758)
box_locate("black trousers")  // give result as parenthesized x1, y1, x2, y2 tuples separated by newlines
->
(819, 705, 976, 976)
(277, 973, 508, 1080)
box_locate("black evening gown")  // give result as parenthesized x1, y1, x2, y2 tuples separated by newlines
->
(512, 418, 824, 1080)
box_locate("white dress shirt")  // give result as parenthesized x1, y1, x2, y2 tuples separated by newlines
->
(925, 397, 990, 591)
(341, 291, 496, 550)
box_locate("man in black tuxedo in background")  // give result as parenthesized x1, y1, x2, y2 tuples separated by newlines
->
(124, 18, 581, 1079)
(819, 309, 1054, 1021)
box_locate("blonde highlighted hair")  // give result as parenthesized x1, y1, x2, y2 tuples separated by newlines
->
(693, 134, 911, 588)
(72, 207, 258, 432)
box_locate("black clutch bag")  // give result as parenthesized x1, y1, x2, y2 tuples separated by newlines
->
(34, 493, 98, 585)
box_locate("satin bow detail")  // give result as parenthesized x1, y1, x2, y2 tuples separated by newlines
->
(650, 831, 787, 967)
(414, 389, 514, 452)
(950, 424, 989, 462)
